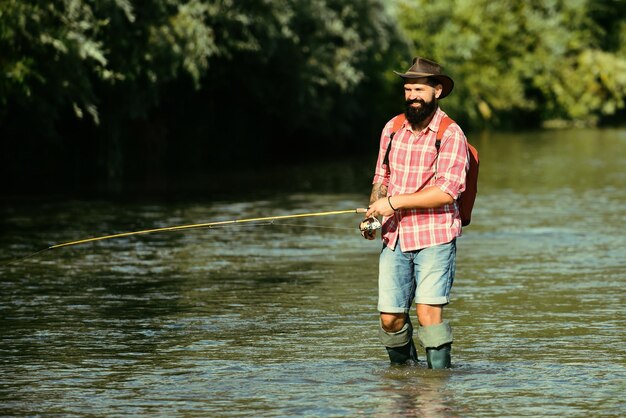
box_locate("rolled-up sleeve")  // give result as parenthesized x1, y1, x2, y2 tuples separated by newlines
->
(434, 124, 469, 200)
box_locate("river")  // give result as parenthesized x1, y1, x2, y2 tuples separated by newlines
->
(1, 127, 625, 416)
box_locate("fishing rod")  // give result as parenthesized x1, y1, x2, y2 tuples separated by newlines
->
(3, 208, 371, 266)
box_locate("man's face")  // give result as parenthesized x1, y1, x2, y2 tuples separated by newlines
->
(403, 78, 442, 125)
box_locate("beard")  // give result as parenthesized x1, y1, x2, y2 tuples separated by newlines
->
(405, 93, 438, 126)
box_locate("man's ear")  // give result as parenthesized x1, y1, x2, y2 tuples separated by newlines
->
(434, 83, 443, 99)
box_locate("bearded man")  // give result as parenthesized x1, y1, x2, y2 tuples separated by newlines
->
(361, 57, 469, 369)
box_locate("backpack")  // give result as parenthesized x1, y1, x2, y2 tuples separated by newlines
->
(384, 113, 479, 226)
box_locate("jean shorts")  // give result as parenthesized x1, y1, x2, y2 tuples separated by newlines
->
(377, 239, 456, 313)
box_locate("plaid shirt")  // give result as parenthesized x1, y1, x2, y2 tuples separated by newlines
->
(372, 108, 469, 251)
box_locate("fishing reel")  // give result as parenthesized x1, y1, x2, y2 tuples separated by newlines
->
(359, 216, 382, 235)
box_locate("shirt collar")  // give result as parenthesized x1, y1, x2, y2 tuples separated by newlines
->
(427, 107, 444, 134)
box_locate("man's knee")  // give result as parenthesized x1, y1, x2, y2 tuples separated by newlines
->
(416, 304, 443, 326)
(380, 312, 406, 332)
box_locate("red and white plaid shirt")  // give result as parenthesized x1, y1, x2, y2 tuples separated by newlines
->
(372, 107, 469, 251)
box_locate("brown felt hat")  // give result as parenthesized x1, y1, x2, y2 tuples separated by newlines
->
(394, 57, 454, 99)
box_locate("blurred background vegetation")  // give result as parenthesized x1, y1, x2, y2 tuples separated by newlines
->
(1, 0, 625, 195)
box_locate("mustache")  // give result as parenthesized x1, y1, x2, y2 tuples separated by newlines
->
(406, 98, 426, 106)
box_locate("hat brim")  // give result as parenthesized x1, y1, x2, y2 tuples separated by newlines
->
(393, 71, 454, 99)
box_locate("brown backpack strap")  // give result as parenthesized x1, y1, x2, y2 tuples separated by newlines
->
(435, 116, 454, 152)
(383, 114, 406, 168)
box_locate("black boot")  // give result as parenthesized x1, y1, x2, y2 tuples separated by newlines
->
(386, 338, 419, 365)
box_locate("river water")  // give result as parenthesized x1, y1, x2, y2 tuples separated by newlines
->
(1, 128, 625, 417)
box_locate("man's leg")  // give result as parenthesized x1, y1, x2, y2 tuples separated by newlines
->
(377, 244, 418, 365)
(414, 240, 456, 369)
(379, 313, 418, 364)
(416, 304, 453, 369)
(416, 303, 442, 326)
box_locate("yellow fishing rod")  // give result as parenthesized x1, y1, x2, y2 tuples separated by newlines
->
(50, 208, 368, 249)
(3, 208, 369, 265)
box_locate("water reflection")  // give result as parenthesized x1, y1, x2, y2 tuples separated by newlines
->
(379, 367, 456, 417)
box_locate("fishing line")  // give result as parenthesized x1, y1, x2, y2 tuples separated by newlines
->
(1, 208, 367, 266)
(2, 248, 51, 267)
(269, 222, 355, 231)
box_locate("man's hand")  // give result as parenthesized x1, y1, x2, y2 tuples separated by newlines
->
(366, 197, 396, 219)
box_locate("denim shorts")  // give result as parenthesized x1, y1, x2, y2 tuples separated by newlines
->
(377, 239, 456, 313)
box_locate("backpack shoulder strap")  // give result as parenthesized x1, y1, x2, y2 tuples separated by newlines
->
(391, 113, 406, 134)
(383, 113, 406, 167)
(435, 116, 454, 152)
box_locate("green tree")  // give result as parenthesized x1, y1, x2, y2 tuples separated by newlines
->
(0, 0, 408, 194)
(395, 0, 626, 128)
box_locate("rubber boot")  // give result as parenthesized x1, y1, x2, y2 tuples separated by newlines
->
(425, 344, 451, 369)
(417, 320, 453, 369)
(379, 317, 418, 365)
(385, 338, 419, 365)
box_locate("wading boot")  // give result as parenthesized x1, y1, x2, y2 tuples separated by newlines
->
(425, 343, 452, 369)
(417, 320, 453, 369)
(379, 317, 418, 365)
(385, 338, 419, 365)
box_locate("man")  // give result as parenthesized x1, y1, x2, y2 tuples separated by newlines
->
(362, 57, 469, 369)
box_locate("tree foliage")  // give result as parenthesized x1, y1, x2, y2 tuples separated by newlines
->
(395, 0, 626, 128)
(0, 0, 404, 125)
(0, 0, 408, 193)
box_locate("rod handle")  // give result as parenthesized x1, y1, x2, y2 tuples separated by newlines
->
(355, 207, 368, 214)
